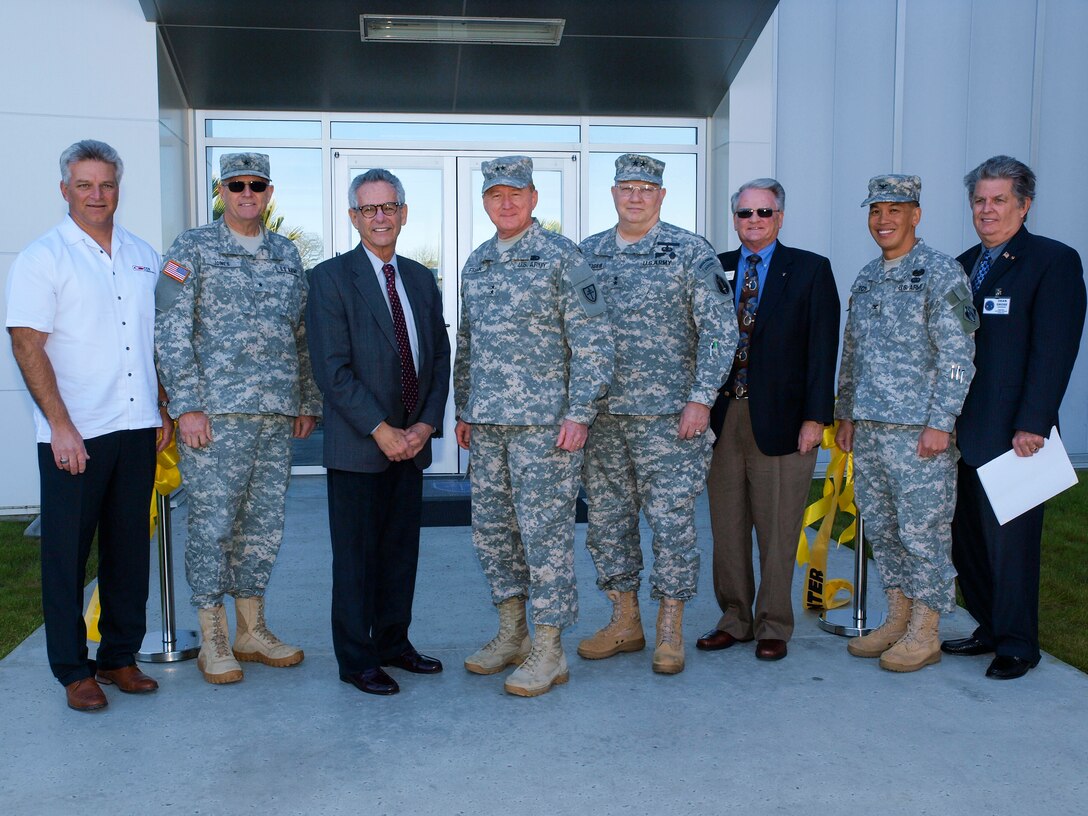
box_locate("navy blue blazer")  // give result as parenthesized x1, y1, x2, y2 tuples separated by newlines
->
(710, 242, 841, 456)
(306, 246, 451, 473)
(956, 225, 1085, 467)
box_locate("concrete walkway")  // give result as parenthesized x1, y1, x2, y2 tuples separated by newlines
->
(1, 475, 1085, 815)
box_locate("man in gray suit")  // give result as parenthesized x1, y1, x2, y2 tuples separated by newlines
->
(306, 169, 451, 696)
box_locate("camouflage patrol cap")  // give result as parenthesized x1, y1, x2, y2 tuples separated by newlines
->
(861, 174, 921, 206)
(482, 155, 533, 193)
(615, 153, 665, 185)
(220, 152, 272, 182)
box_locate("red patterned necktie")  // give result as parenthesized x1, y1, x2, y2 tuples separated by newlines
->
(382, 263, 419, 415)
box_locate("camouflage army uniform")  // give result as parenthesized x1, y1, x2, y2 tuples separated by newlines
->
(455, 219, 613, 628)
(155, 219, 321, 608)
(579, 221, 736, 600)
(836, 238, 976, 613)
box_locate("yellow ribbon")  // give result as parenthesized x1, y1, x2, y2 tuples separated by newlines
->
(796, 422, 857, 611)
(84, 430, 183, 642)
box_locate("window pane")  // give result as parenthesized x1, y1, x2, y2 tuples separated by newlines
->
(332, 121, 579, 143)
(589, 125, 698, 146)
(205, 119, 322, 139)
(204, 147, 325, 269)
(586, 153, 698, 237)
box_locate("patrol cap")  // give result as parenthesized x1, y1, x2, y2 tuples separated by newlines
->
(220, 152, 272, 182)
(482, 156, 533, 193)
(861, 174, 921, 206)
(615, 153, 665, 185)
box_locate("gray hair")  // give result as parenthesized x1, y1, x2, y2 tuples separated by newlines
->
(348, 168, 405, 207)
(59, 140, 124, 185)
(731, 177, 785, 213)
(964, 155, 1036, 204)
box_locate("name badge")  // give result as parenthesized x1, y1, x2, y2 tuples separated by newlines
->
(983, 297, 1011, 315)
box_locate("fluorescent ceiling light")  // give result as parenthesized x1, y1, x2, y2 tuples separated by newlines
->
(361, 15, 565, 46)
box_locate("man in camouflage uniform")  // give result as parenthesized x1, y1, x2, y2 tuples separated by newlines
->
(835, 174, 977, 673)
(455, 156, 613, 697)
(155, 153, 321, 685)
(577, 154, 736, 674)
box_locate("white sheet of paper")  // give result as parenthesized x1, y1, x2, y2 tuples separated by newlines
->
(976, 427, 1078, 525)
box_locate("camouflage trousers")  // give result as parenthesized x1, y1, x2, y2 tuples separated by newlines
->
(852, 421, 958, 614)
(469, 424, 581, 629)
(178, 413, 295, 608)
(583, 412, 713, 601)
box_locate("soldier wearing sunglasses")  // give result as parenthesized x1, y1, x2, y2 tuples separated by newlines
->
(155, 152, 321, 686)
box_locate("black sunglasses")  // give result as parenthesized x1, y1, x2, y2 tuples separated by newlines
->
(735, 208, 778, 219)
(225, 180, 269, 193)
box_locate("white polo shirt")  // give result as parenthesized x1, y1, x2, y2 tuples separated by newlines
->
(5, 216, 162, 443)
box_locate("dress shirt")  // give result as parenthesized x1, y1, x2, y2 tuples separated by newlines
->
(736, 241, 777, 310)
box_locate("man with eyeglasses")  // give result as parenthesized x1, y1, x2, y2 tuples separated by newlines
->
(697, 178, 840, 663)
(305, 169, 450, 696)
(7, 140, 172, 711)
(577, 154, 736, 675)
(835, 174, 977, 673)
(455, 156, 613, 697)
(155, 152, 321, 685)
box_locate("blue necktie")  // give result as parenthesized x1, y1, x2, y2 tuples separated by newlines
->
(971, 250, 992, 294)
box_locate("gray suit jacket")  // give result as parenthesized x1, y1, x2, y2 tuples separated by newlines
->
(306, 245, 450, 472)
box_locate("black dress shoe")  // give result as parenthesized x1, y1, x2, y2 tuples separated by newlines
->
(941, 636, 993, 656)
(382, 649, 443, 674)
(341, 668, 400, 695)
(986, 655, 1035, 680)
(695, 629, 753, 651)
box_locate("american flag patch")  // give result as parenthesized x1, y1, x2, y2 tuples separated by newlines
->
(162, 259, 190, 284)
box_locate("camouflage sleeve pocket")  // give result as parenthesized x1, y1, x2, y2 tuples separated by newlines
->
(944, 282, 980, 334)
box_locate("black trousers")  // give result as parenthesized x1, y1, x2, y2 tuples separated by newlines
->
(38, 428, 157, 685)
(327, 462, 423, 674)
(951, 461, 1044, 664)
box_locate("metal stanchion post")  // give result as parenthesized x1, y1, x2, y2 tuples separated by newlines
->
(817, 517, 876, 637)
(137, 491, 200, 662)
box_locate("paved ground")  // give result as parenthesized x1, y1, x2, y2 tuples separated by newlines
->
(1, 475, 1085, 815)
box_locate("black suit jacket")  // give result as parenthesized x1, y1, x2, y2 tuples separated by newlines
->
(306, 246, 451, 473)
(710, 242, 841, 456)
(955, 225, 1085, 467)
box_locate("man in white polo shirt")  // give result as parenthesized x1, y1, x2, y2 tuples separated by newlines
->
(6, 140, 172, 712)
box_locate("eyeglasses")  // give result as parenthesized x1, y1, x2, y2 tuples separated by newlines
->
(735, 208, 778, 219)
(224, 180, 269, 193)
(615, 184, 661, 198)
(352, 202, 403, 218)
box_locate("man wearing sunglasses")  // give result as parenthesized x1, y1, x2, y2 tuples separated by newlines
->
(155, 152, 321, 685)
(577, 154, 736, 675)
(699, 179, 840, 663)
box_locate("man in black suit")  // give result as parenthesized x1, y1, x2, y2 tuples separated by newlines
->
(699, 178, 840, 661)
(944, 155, 1085, 680)
(306, 169, 451, 695)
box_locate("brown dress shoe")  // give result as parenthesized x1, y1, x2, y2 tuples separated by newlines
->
(96, 665, 159, 694)
(695, 629, 753, 651)
(65, 677, 108, 712)
(756, 639, 788, 661)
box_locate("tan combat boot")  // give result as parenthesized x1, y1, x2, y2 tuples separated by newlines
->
(464, 597, 531, 675)
(652, 598, 685, 674)
(504, 625, 569, 697)
(577, 590, 646, 659)
(233, 596, 304, 667)
(847, 587, 912, 658)
(880, 600, 941, 672)
(197, 605, 243, 684)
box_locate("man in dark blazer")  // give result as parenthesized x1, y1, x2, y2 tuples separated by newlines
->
(944, 155, 1085, 680)
(699, 178, 840, 661)
(306, 169, 451, 696)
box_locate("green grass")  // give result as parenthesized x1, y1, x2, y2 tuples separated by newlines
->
(806, 474, 1088, 671)
(0, 520, 97, 659)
